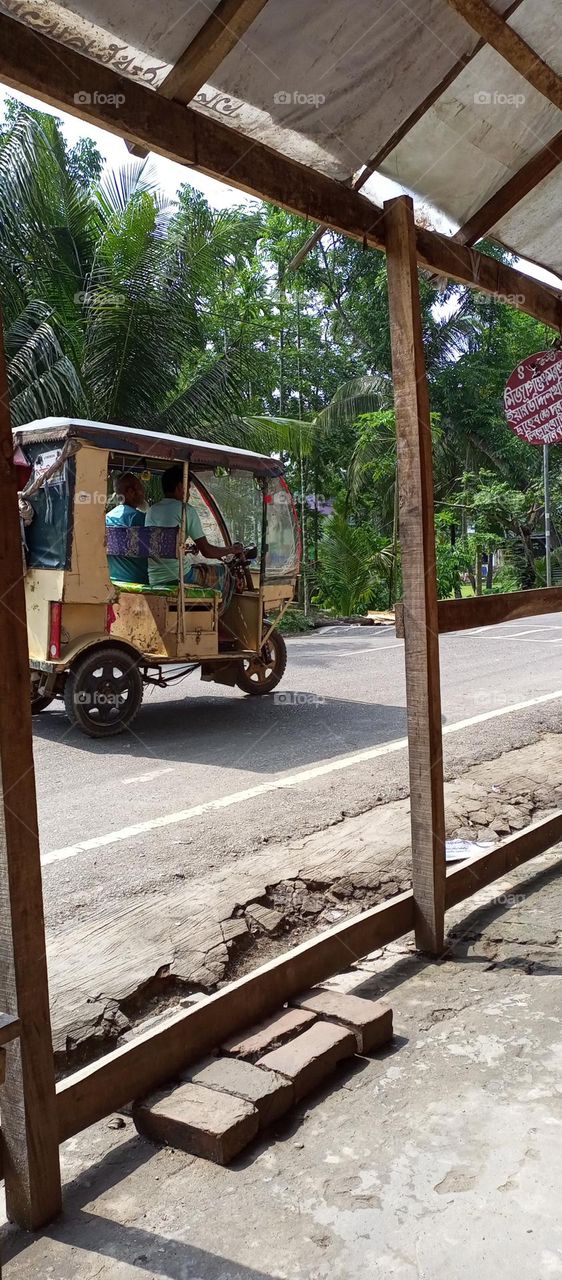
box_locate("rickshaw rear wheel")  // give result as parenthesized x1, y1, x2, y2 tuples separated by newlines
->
(30, 672, 55, 714)
(31, 693, 55, 714)
(64, 645, 143, 737)
(235, 628, 287, 696)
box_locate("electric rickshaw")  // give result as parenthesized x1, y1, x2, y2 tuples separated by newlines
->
(13, 418, 301, 737)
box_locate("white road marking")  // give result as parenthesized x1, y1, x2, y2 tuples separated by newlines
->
(42, 686, 562, 867)
(122, 767, 175, 785)
(326, 644, 402, 658)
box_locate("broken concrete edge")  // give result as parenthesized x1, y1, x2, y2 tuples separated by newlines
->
(51, 757, 562, 1074)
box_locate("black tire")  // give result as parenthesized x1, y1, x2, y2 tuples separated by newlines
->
(64, 645, 143, 738)
(31, 693, 55, 714)
(235, 628, 287, 696)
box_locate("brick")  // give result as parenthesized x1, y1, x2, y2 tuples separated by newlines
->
(184, 1056, 293, 1127)
(133, 1081, 258, 1164)
(222, 1007, 316, 1061)
(291, 989, 393, 1054)
(257, 1021, 355, 1101)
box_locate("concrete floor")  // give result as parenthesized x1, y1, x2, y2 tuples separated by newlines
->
(3, 849, 562, 1280)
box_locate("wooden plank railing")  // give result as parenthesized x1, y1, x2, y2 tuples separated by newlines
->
(55, 810, 562, 1143)
(395, 586, 562, 638)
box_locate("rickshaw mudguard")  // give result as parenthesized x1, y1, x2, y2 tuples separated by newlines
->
(48, 633, 143, 673)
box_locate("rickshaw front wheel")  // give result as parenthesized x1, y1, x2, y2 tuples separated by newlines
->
(63, 645, 143, 737)
(236, 628, 287, 696)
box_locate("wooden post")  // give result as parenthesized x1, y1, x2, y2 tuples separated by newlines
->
(0, 320, 62, 1226)
(384, 196, 446, 954)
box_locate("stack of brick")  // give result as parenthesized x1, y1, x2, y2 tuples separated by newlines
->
(133, 991, 393, 1164)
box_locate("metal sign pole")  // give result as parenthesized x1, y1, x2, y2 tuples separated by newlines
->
(543, 443, 552, 587)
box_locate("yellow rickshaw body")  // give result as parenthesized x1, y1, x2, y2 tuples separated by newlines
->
(14, 418, 300, 677)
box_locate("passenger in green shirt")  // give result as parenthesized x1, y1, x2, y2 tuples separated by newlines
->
(145, 465, 242, 588)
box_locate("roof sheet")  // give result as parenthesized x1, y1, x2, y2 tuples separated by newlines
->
(12, 418, 284, 475)
(1, 0, 562, 284)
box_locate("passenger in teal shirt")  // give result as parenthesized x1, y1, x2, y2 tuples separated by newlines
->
(106, 473, 148, 585)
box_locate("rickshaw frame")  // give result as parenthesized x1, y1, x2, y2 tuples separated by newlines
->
(14, 418, 300, 734)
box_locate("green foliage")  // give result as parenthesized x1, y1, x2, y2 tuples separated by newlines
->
(315, 513, 393, 615)
(276, 607, 315, 634)
(1, 96, 559, 616)
(490, 563, 521, 594)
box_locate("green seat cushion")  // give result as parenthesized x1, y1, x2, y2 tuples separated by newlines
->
(111, 580, 220, 599)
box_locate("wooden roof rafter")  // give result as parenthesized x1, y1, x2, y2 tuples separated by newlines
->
(126, 0, 268, 158)
(456, 127, 562, 246)
(289, 0, 527, 271)
(158, 0, 270, 104)
(444, 0, 562, 110)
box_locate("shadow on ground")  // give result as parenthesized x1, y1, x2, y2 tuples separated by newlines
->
(32, 692, 408, 774)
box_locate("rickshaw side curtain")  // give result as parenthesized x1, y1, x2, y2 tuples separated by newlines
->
(24, 446, 76, 570)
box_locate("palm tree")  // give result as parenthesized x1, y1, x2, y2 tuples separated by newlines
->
(0, 104, 287, 452)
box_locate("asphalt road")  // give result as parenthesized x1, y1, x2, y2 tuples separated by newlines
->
(33, 614, 562, 930)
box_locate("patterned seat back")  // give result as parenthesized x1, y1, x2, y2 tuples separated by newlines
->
(106, 526, 179, 558)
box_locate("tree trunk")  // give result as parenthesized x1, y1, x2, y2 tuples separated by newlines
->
(487, 546, 494, 592)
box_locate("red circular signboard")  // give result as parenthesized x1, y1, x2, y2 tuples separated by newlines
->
(504, 348, 562, 446)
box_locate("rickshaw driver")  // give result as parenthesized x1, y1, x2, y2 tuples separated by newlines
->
(106, 472, 148, 585)
(145, 464, 242, 590)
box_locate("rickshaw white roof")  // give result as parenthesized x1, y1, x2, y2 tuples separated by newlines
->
(12, 418, 284, 475)
(1, 0, 562, 288)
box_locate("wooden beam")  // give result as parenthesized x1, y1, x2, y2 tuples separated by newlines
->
(0, 1014, 20, 1048)
(444, 0, 562, 111)
(384, 196, 446, 954)
(159, 0, 269, 103)
(0, 322, 61, 1229)
(456, 129, 562, 246)
(55, 809, 562, 1141)
(0, 13, 560, 328)
(415, 225, 561, 325)
(395, 585, 562, 637)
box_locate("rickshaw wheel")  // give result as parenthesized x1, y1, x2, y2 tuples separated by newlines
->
(63, 645, 143, 737)
(31, 694, 55, 714)
(235, 628, 287, 696)
(30, 672, 55, 714)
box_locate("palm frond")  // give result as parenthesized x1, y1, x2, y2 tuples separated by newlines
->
(314, 375, 391, 432)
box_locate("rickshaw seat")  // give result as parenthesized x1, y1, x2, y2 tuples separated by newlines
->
(107, 527, 221, 599)
(111, 580, 221, 599)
